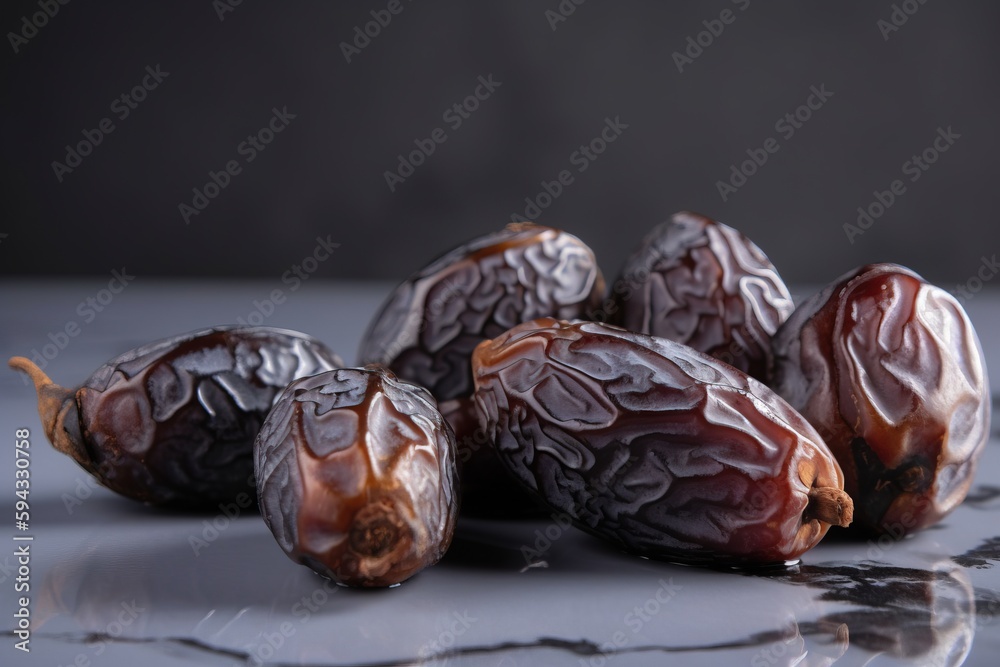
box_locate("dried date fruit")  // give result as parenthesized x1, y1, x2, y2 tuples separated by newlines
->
(10, 326, 343, 507)
(358, 222, 605, 514)
(437, 397, 543, 517)
(610, 212, 794, 381)
(770, 263, 990, 535)
(255, 366, 458, 587)
(473, 318, 853, 566)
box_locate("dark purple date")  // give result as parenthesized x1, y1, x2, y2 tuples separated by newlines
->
(358, 222, 605, 514)
(10, 326, 342, 507)
(473, 318, 852, 567)
(611, 212, 793, 381)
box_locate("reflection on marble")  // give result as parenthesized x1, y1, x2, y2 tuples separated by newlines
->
(953, 537, 1000, 570)
(992, 396, 1000, 439)
(3, 282, 1000, 666)
(764, 562, 976, 664)
(963, 486, 1000, 511)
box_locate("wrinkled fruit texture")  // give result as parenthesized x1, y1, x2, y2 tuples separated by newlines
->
(255, 367, 459, 587)
(358, 222, 604, 514)
(10, 327, 343, 507)
(473, 318, 852, 567)
(437, 396, 543, 517)
(771, 264, 990, 535)
(612, 211, 794, 381)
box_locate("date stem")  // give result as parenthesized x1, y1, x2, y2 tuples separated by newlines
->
(8, 357, 86, 465)
(806, 487, 854, 527)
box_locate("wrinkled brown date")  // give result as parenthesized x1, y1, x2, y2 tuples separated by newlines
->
(611, 212, 794, 381)
(255, 366, 459, 587)
(358, 222, 604, 514)
(437, 396, 543, 517)
(770, 263, 991, 535)
(9, 326, 343, 507)
(473, 318, 853, 566)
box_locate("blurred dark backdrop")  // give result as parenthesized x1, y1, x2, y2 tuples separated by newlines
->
(2, 1, 998, 287)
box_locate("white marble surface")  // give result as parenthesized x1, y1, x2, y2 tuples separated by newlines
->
(1, 279, 999, 666)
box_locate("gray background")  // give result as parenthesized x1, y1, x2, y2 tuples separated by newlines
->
(2, 0, 998, 287)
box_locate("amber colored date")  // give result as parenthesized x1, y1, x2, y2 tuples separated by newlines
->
(770, 264, 991, 535)
(473, 318, 852, 567)
(255, 366, 459, 587)
(9, 327, 342, 507)
(358, 222, 604, 514)
(611, 212, 793, 381)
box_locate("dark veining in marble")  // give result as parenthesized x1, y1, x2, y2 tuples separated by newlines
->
(1, 625, 846, 666)
(952, 536, 1000, 569)
(0, 629, 248, 662)
(975, 587, 1000, 619)
(808, 609, 935, 658)
(3, 562, 987, 666)
(768, 562, 939, 607)
(752, 562, 975, 660)
(962, 485, 1000, 509)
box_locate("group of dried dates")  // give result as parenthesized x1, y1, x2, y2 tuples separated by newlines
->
(12, 213, 991, 587)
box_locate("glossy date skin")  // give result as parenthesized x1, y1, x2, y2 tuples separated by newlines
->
(770, 264, 991, 535)
(473, 318, 852, 567)
(437, 396, 544, 517)
(10, 327, 343, 507)
(359, 222, 604, 514)
(611, 212, 793, 381)
(255, 366, 459, 587)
